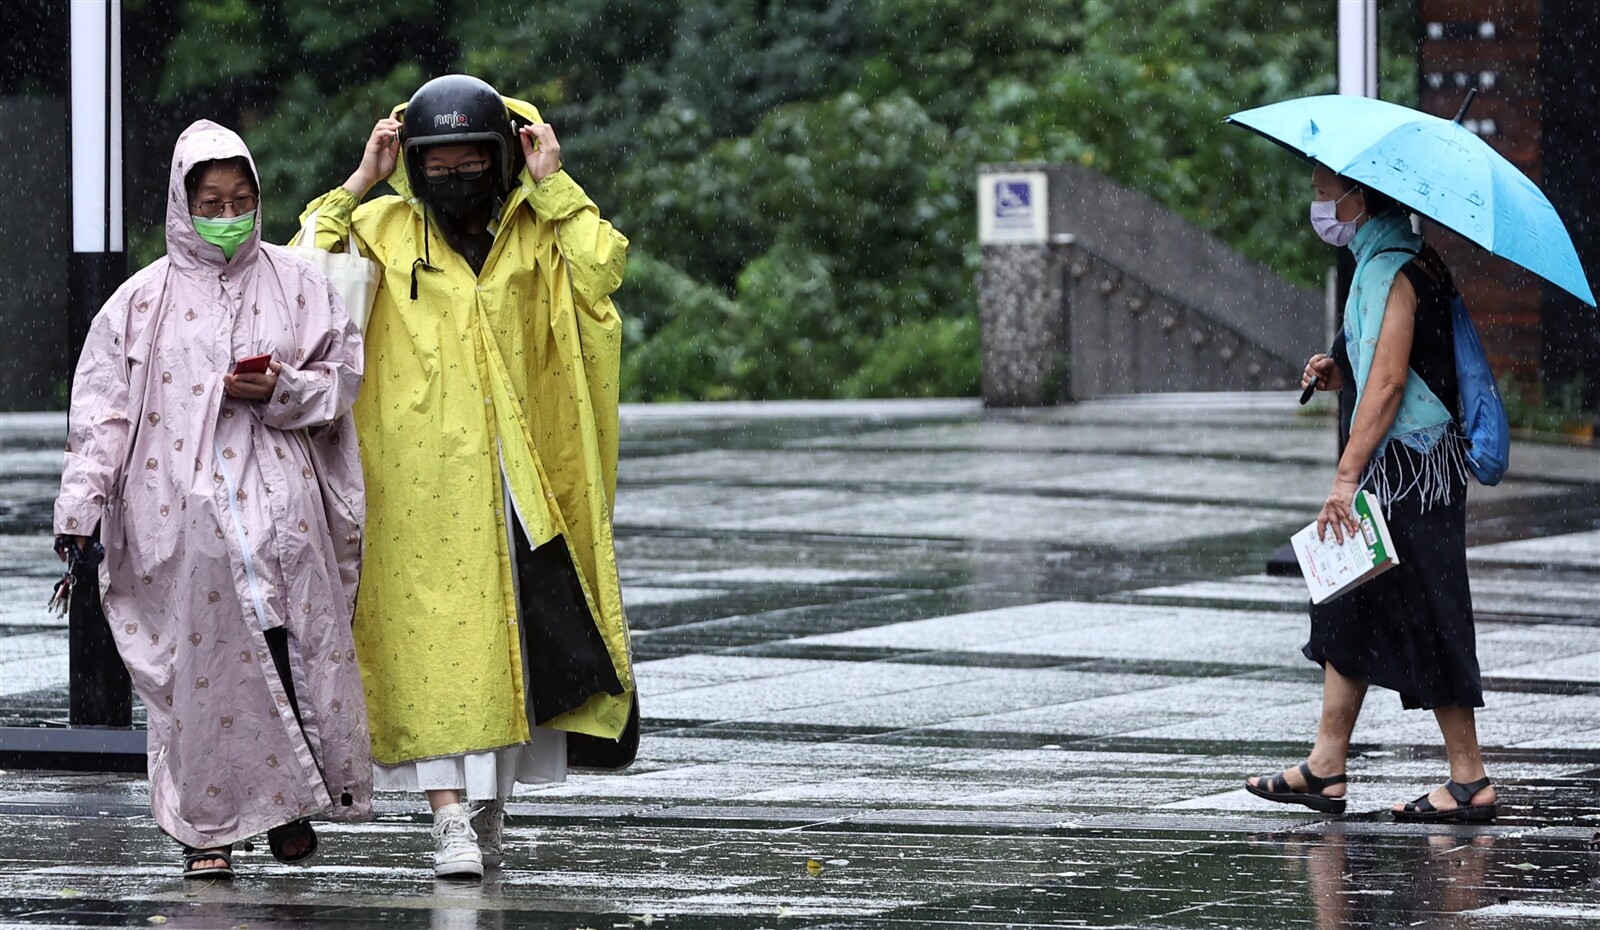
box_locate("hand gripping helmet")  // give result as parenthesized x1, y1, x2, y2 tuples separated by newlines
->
(401, 74, 519, 193)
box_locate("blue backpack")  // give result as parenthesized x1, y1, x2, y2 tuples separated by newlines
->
(1381, 247, 1509, 485)
(1449, 288, 1510, 485)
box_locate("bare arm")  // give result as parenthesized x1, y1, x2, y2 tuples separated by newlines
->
(344, 117, 402, 199)
(1318, 271, 1417, 542)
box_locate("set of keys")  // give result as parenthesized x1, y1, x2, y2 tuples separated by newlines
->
(49, 536, 106, 617)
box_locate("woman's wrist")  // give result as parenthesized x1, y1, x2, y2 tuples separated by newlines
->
(342, 171, 376, 199)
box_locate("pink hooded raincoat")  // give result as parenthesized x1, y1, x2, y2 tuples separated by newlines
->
(53, 120, 372, 848)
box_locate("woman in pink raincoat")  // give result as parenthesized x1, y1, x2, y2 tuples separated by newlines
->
(53, 120, 373, 879)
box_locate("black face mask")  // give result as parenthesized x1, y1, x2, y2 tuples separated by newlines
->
(425, 173, 496, 219)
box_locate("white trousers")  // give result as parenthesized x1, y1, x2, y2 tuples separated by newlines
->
(373, 727, 567, 801)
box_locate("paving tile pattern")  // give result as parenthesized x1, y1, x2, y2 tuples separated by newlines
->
(2, 395, 1598, 928)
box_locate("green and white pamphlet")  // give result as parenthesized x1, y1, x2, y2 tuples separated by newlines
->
(1290, 490, 1399, 604)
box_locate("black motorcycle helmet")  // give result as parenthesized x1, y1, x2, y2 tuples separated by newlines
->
(400, 74, 519, 194)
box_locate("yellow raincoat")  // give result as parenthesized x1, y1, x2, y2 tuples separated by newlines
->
(298, 98, 632, 764)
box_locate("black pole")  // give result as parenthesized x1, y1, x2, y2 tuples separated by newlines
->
(1538, 0, 1600, 414)
(67, 530, 131, 727)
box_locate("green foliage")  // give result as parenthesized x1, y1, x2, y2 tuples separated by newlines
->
(955, 0, 1341, 287)
(251, 64, 427, 242)
(156, 0, 270, 101)
(1501, 374, 1592, 434)
(622, 92, 964, 304)
(126, 0, 1421, 401)
(283, 1, 435, 56)
(614, 92, 969, 399)
(616, 250, 741, 402)
(454, 0, 864, 194)
(841, 316, 981, 399)
(855, 0, 1090, 122)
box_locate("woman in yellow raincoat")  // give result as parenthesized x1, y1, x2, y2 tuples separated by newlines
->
(297, 74, 634, 879)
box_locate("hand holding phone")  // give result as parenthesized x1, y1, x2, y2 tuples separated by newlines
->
(226, 354, 277, 401)
(233, 353, 272, 375)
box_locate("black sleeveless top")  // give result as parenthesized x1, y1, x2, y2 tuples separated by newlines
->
(1333, 242, 1459, 416)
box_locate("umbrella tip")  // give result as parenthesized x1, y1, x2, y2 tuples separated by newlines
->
(1452, 88, 1479, 124)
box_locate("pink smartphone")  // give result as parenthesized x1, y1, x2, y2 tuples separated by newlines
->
(233, 354, 272, 375)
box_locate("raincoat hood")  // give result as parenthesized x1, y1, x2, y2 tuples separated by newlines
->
(385, 96, 543, 205)
(167, 119, 262, 270)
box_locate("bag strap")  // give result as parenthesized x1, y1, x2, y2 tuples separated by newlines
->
(297, 208, 319, 247)
(1377, 245, 1455, 293)
(297, 206, 362, 256)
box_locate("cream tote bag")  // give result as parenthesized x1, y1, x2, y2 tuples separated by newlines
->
(289, 209, 381, 331)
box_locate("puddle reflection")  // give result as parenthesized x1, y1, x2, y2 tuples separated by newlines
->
(1256, 830, 1595, 929)
(430, 881, 502, 930)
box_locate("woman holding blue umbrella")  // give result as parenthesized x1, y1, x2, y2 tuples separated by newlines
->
(1244, 162, 1497, 823)
(1229, 90, 1594, 823)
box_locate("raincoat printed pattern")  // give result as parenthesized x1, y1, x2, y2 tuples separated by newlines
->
(55, 120, 372, 849)
(299, 97, 634, 765)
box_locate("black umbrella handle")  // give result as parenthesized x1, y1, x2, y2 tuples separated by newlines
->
(1299, 339, 1341, 405)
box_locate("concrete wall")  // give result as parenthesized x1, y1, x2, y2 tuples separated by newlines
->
(0, 97, 70, 411)
(979, 162, 1321, 405)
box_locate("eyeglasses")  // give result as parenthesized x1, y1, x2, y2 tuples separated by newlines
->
(192, 194, 258, 218)
(421, 160, 491, 184)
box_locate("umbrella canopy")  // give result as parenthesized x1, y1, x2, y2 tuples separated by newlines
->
(1226, 94, 1595, 307)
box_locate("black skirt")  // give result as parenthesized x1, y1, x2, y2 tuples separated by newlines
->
(1304, 439, 1482, 710)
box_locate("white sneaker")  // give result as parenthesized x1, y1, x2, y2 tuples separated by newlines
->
(470, 800, 505, 868)
(431, 803, 483, 880)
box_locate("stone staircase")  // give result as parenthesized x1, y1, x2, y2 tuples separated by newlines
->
(979, 162, 1323, 405)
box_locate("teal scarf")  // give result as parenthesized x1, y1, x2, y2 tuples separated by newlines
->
(1344, 211, 1453, 454)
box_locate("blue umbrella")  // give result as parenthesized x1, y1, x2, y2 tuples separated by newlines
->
(1226, 92, 1595, 307)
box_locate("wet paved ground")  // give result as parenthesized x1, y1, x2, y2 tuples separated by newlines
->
(1, 394, 1598, 928)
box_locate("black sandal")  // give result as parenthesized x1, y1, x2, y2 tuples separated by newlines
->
(267, 818, 319, 864)
(1392, 776, 1498, 823)
(1245, 762, 1348, 814)
(182, 845, 235, 879)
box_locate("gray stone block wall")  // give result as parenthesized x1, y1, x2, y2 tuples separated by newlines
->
(1064, 244, 1297, 395)
(978, 243, 1064, 407)
(979, 162, 1320, 403)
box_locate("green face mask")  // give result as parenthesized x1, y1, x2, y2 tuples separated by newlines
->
(192, 211, 256, 260)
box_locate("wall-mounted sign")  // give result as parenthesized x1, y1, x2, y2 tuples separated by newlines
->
(978, 171, 1048, 244)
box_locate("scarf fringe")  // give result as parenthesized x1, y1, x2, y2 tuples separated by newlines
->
(1362, 428, 1468, 514)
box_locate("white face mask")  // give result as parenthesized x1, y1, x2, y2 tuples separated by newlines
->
(1309, 187, 1365, 247)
